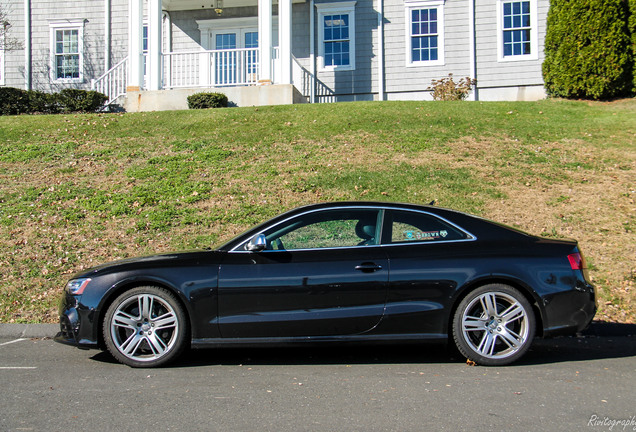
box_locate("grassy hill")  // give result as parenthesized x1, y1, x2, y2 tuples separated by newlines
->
(0, 99, 634, 323)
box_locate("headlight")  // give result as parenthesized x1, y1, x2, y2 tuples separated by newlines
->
(66, 278, 92, 295)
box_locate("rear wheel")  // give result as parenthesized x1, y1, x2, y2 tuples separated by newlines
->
(452, 284, 535, 366)
(103, 286, 188, 368)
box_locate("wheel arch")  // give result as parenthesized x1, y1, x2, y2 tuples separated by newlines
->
(447, 276, 545, 339)
(96, 276, 194, 349)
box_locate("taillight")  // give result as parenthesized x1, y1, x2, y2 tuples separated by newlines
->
(567, 252, 585, 270)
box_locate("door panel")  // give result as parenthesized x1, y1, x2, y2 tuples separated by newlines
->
(218, 247, 388, 338)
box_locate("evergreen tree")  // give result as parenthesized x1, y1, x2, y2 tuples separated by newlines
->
(543, 0, 632, 99)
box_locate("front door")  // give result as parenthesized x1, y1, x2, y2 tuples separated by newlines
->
(211, 29, 258, 85)
(217, 208, 389, 338)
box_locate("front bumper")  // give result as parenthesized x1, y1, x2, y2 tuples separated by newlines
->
(54, 293, 99, 348)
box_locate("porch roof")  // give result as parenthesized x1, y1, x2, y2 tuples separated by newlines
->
(162, 0, 305, 11)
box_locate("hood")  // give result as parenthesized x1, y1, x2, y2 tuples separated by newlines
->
(71, 249, 225, 279)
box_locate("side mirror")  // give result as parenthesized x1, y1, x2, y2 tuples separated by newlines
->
(246, 234, 267, 252)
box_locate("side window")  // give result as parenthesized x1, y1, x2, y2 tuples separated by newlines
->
(497, 0, 538, 61)
(405, 0, 445, 66)
(316, 2, 356, 71)
(50, 20, 85, 82)
(263, 209, 379, 250)
(386, 210, 468, 243)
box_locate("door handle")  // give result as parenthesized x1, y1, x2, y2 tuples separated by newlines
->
(355, 262, 383, 272)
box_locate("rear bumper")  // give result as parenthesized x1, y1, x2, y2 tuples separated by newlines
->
(542, 281, 597, 338)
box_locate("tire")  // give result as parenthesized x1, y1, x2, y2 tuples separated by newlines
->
(103, 286, 188, 368)
(452, 284, 535, 366)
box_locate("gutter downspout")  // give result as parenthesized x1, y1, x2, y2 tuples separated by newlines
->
(468, 0, 477, 100)
(309, 0, 315, 103)
(105, 0, 111, 72)
(377, 0, 384, 101)
(24, 0, 31, 90)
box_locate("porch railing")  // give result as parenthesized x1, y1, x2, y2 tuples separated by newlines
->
(91, 48, 333, 105)
(291, 56, 335, 103)
(163, 48, 261, 89)
(91, 57, 128, 105)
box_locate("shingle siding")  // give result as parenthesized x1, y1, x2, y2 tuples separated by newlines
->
(2, 0, 129, 91)
(384, 0, 471, 96)
(2, 1, 24, 88)
(1, 0, 549, 101)
(474, 0, 547, 89)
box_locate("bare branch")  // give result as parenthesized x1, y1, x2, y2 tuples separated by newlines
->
(0, 2, 23, 51)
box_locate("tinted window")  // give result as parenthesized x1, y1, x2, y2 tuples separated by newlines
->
(261, 209, 380, 250)
(385, 210, 468, 244)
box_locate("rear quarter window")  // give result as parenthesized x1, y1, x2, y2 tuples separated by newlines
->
(385, 210, 469, 244)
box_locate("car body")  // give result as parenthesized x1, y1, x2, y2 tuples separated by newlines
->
(56, 202, 596, 367)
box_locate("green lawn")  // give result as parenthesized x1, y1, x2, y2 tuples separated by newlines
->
(0, 99, 634, 323)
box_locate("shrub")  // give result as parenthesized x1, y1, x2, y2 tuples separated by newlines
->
(0, 87, 29, 115)
(427, 74, 476, 101)
(187, 92, 228, 109)
(57, 89, 108, 113)
(543, 0, 632, 100)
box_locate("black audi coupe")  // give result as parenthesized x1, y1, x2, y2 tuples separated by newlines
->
(56, 202, 596, 367)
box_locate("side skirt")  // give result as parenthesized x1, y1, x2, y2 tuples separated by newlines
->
(191, 333, 447, 349)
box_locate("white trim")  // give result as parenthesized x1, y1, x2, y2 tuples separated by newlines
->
(198, 17, 278, 50)
(468, 0, 476, 100)
(49, 19, 85, 83)
(404, 0, 445, 67)
(24, 0, 31, 90)
(496, 0, 538, 62)
(104, 0, 111, 72)
(377, 0, 384, 100)
(309, 0, 315, 102)
(0, 32, 4, 85)
(315, 1, 356, 72)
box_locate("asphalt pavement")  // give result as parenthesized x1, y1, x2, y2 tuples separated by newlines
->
(0, 322, 635, 432)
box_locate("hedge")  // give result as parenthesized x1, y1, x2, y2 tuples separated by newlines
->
(0, 88, 108, 115)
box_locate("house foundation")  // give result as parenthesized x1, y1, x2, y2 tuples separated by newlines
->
(123, 84, 306, 112)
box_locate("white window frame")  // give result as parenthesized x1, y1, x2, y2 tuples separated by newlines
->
(316, 1, 356, 72)
(404, 0, 445, 67)
(49, 20, 85, 83)
(496, 0, 538, 62)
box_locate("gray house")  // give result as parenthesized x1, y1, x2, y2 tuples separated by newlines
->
(1, 0, 547, 110)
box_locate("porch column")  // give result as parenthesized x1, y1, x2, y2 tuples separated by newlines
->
(148, 0, 163, 90)
(127, 0, 144, 91)
(258, 0, 272, 83)
(278, 0, 292, 84)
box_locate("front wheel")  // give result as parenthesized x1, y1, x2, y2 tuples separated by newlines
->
(103, 286, 188, 368)
(452, 284, 535, 366)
